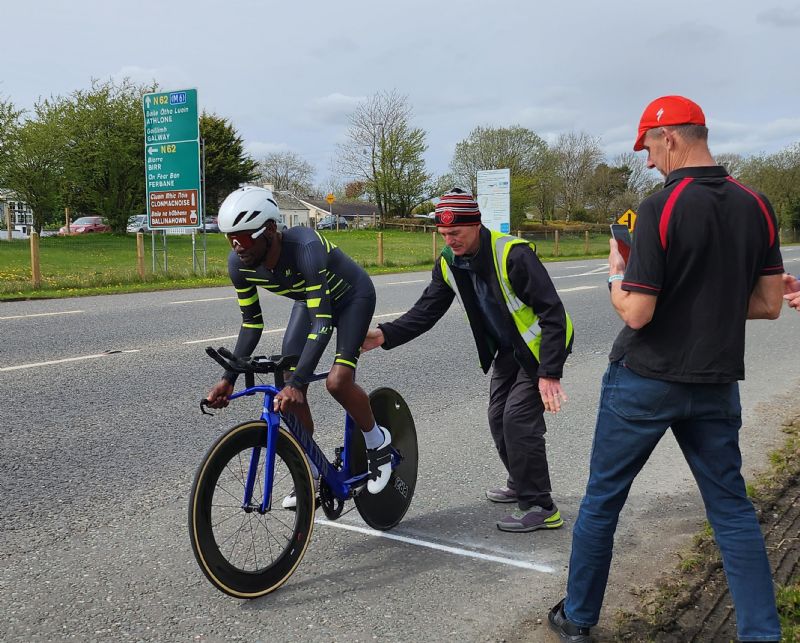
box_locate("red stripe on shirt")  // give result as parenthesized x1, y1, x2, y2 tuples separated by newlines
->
(659, 177, 694, 250)
(622, 281, 660, 292)
(726, 176, 776, 247)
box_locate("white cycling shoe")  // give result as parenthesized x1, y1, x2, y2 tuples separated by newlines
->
(282, 477, 319, 510)
(366, 427, 393, 494)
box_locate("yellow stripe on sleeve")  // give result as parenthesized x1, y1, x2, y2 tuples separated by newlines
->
(305, 284, 322, 291)
(335, 358, 357, 368)
(307, 297, 321, 308)
(307, 333, 318, 340)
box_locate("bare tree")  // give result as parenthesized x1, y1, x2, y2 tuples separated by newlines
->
(613, 151, 661, 198)
(553, 132, 604, 221)
(714, 152, 745, 178)
(258, 151, 315, 195)
(335, 90, 430, 217)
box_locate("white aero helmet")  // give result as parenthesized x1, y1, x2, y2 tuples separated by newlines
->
(217, 186, 280, 234)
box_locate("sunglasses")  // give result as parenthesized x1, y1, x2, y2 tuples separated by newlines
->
(226, 227, 266, 250)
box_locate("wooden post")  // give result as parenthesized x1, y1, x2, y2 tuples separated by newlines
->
(65, 206, 71, 229)
(30, 231, 41, 289)
(554, 229, 560, 257)
(516, 229, 521, 238)
(377, 232, 384, 266)
(5, 204, 11, 241)
(136, 232, 145, 279)
(432, 230, 437, 261)
(584, 230, 589, 255)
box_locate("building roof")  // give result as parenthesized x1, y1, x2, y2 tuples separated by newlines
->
(273, 191, 310, 212)
(301, 199, 380, 217)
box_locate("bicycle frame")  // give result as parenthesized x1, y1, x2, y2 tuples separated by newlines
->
(228, 373, 372, 513)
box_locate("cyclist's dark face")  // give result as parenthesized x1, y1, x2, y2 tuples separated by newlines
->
(228, 226, 271, 266)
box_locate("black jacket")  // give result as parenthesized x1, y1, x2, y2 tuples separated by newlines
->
(379, 226, 572, 379)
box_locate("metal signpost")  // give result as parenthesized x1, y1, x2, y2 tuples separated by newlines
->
(142, 89, 204, 273)
(477, 168, 511, 234)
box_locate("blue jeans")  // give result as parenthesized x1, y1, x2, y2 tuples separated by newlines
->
(565, 361, 780, 642)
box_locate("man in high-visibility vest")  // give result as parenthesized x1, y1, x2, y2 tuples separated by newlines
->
(362, 188, 574, 532)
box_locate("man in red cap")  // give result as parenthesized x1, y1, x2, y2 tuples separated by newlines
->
(362, 187, 574, 532)
(548, 96, 784, 642)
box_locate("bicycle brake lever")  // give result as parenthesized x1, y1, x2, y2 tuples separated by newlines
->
(200, 399, 215, 416)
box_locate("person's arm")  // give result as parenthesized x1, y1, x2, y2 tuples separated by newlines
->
(748, 274, 783, 319)
(608, 239, 657, 329)
(286, 240, 335, 388)
(506, 244, 570, 378)
(377, 260, 455, 349)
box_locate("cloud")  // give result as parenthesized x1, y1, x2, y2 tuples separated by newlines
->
(246, 141, 290, 159)
(757, 6, 800, 28)
(306, 92, 365, 125)
(708, 117, 800, 155)
(110, 65, 192, 91)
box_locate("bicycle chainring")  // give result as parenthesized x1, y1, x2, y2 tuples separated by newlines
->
(318, 479, 344, 520)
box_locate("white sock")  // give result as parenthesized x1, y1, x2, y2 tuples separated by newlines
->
(362, 423, 384, 450)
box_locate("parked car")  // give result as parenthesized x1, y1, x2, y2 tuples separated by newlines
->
(202, 216, 220, 233)
(58, 216, 111, 235)
(126, 214, 149, 233)
(316, 215, 348, 230)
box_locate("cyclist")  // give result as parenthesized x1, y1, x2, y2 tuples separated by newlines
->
(205, 186, 392, 502)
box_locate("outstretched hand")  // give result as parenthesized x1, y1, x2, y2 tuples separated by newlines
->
(539, 377, 567, 414)
(361, 328, 385, 352)
(783, 273, 800, 311)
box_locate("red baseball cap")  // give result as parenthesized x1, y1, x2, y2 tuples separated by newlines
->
(633, 95, 706, 151)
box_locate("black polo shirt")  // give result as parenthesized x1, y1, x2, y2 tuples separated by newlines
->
(609, 166, 783, 383)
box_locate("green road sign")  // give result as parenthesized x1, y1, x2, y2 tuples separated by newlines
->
(142, 89, 202, 228)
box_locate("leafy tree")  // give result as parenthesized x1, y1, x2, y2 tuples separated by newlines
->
(344, 180, 366, 200)
(553, 131, 604, 221)
(714, 152, 745, 179)
(3, 100, 68, 232)
(257, 150, 314, 195)
(0, 96, 23, 186)
(58, 78, 151, 232)
(740, 144, 800, 228)
(200, 112, 259, 216)
(336, 90, 431, 218)
(612, 151, 660, 198)
(584, 163, 631, 222)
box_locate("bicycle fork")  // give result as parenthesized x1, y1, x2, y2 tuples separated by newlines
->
(241, 392, 281, 513)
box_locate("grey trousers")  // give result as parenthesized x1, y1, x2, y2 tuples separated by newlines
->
(487, 348, 553, 510)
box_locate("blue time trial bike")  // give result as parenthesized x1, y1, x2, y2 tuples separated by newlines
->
(188, 347, 418, 598)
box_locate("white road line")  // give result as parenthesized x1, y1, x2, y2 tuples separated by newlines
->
(0, 349, 140, 372)
(315, 519, 555, 573)
(0, 310, 83, 321)
(557, 286, 599, 293)
(170, 296, 235, 304)
(183, 328, 286, 345)
(552, 266, 608, 279)
(374, 311, 406, 319)
(385, 279, 427, 285)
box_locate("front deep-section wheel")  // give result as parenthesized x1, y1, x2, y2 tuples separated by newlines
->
(352, 387, 418, 530)
(189, 421, 315, 598)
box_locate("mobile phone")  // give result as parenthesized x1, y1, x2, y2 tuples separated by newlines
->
(610, 224, 632, 264)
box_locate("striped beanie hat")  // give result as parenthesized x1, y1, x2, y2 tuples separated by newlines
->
(434, 188, 481, 227)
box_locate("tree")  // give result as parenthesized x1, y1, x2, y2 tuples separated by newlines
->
(200, 112, 259, 216)
(612, 151, 660, 198)
(553, 132, 604, 221)
(740, 144, 800, 228)
(344, 180, 366, 200)
(58, 78, 151, 232)
(584, 163, 631, 222)
(450, 125, 549, 194)
(0, 96, 23, 186)
(257, 151, 314, 195)
(714, 152, 745, 179)
(3, 100, 68, 233)
(336, 90, 431, 218)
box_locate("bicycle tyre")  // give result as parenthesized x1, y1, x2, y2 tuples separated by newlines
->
(352, 387, 418, 530)
(189, 421, 315, 598)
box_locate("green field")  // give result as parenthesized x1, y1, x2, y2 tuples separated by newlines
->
(0, 229, 612, 300)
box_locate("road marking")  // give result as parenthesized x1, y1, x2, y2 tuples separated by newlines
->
(552, 266, 608, 279)
(385, 279, 426, 285)
(315, 519, 554, 573)
(0, 349, 140, 372)
(0, 310, 83, 321)
(557, 286, 599, 293)
(183, 328, 286, 345)
(374, 311, 406, 319)
(170, 296, 235, 304)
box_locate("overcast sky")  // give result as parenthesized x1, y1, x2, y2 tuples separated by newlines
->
(3, 1, 800, 187)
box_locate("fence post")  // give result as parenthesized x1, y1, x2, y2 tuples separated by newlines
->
(516, 230, 521, 238)
(432, 230, 437, 261)
(5, 205, 11, 241)
(30, 231, 41, 289)
(377, 232, 384, 266)
(136, 232, 145, 279)
(65, 206, 71, 229)
(584, 230, 589, 255)
(554, 229, 560, 257)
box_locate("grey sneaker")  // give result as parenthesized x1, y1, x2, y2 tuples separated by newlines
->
(496, 505, 564, 532)
(547, 599, 592, 641)
(485, 486, 518, 503)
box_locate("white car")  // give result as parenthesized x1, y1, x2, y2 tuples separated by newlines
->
(127, 215, 148, 233)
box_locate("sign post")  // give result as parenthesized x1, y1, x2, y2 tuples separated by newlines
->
(142, 89, 202, 230)
(326, 193, 336, 230)
(477, 169, 511, 234)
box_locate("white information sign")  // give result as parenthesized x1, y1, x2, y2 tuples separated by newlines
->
(477, 168, 511, 233)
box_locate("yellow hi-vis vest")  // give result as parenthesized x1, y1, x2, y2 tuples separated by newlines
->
(440, 230, 574, 362)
